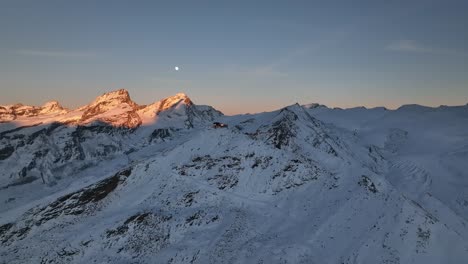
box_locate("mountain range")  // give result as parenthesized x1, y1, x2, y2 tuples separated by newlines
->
(1, 89, 467, 263)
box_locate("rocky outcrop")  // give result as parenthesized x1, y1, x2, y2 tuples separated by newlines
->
(79, 89, 141, 128)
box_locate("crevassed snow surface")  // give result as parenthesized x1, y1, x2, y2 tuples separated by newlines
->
(0, 91, 467, 263)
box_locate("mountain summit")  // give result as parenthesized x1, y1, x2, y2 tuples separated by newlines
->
(79, 89, 141, 128)
(82, 89, 137, 110)
(138, 92, 221, 128)
(138, 92, 193, 117)
(0, 89, 221, 128)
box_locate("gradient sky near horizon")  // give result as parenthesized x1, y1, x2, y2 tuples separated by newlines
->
(1, 0, 468, 114)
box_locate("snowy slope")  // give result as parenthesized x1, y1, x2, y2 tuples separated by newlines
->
(0, 91, 467, 263)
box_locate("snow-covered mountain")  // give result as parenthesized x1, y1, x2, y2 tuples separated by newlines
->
(0, 101, 68, 122)
(1, 90, 467, 263)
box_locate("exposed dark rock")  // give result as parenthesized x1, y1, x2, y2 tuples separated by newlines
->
(105, 211, 172, 255)
(1, 224, 30, 244)
(150, 128, 174, 142)
(0, 223, 13, 237)
(1, 167, 133, 245)
(358, 175, 378, 193)
(107, 212, 158, 238)
(179, 155, 242, 187)
(37, 169, 126, 220)
(60, 124, 131, 162)
(266, 109, 298, 149)
(185, 210, 206, 226)
(208, 174, 239, 190)
(0, 123, 42, 140)
(25, 122, 63, 145)
(182, 191, 199, 207)
(0, 145, 14, 160)
(251, 156, 272, 169)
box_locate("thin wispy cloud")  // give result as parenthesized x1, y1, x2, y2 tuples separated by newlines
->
(252, 47, 312, 77)
(246, 30, 351, 77)
(16, 49, 96, 58)
(236, 45, 324, 78)
(386, 40, 468, 57)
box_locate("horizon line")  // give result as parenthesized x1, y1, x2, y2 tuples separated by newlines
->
(1, 88, 467, 116)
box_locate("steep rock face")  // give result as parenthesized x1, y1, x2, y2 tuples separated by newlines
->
(139, 93, 222, 128)
(251, 104, 341, 157)
(79, 89, 141, 128)
(260, 107, 299, 149)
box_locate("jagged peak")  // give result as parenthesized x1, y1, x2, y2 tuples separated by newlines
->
(136, 92, 222, 128)
(39, 100, 67, 114)
(77, 89, 141, 127)
(281, 103, 302, 110)
(275, 103, 300, 114)
(173, 92, 189, 98)
(90, 89, 133, 105)
(142, 92, 194, 115)
(159, 92, 193, 107)
(107, 88, 129, 95)
(278, 103, 313, 118)
(41, 100, 62, 109)
(79, 89, 138, 114)
(272, 103, 325, 132)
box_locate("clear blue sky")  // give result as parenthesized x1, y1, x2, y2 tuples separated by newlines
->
(1, 0, 467, 114)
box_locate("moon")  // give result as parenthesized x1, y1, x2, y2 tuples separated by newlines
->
(174, 66, 179, 71)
